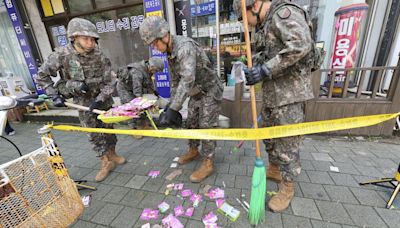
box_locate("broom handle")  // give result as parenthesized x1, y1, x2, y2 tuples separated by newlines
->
(64, 102, 105, 115)
(241, 0, 262, 158)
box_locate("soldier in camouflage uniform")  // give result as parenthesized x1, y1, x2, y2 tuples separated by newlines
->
(233, 0, 314, 212)
(116, 57, 164, 137)
(139, 16, 224, 183)
(37, 18, 126, 182)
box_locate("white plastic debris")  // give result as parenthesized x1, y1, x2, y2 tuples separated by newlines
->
(330, 166, 340, 172)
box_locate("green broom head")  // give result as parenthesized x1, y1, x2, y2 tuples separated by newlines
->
(248, 157, 266, 225)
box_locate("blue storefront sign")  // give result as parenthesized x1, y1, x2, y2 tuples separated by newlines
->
(3, 0, 44, 94)
(144, 0, 171, 98)
(191, 1, 215, 16)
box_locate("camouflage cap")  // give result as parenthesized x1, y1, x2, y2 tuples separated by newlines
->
(233, 0, 256, 18)
(139, 16, 169, 45)
(148, 57, 165, 72)
(67, 18, 99, 39)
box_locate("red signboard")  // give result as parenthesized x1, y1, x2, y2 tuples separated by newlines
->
(330, 3, 369, 88)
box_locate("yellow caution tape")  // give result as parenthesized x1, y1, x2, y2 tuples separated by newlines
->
(49, 112, 400, 140)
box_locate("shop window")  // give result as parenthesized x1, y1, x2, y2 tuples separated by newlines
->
(67, 0, 93, 14)
(125, 0, 143, 4)
(82, 5, 148, 70)
(95, 0, 123, 9)
(0, 7, 33, 90)
(40, 0, 65, 17)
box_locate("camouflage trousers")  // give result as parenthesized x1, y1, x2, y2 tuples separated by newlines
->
(78, 111, 117, 157)
(187, 94, 221, 158)
(262, 102, 305, 181)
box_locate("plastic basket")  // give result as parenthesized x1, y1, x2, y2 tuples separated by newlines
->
(0, 137, 83, 228)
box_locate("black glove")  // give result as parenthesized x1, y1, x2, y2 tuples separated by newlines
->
(244, 64, 272, 85)
(89, 100, 104, 112)
(159, 108, 182, 128)
(52, 95, 66, 107)
(78, 83, 90, 94)
(69, 81, 89, 95)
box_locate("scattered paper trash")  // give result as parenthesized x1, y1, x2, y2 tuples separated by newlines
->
(158, 202, 170, 213)
(81, 195, 91, 207)
(148, 170, 160, 178)
(181, 189, 193, 198)
(170, 163, 178, 168)
(235, 198, 248, 213)
(152, 225, 162, 228)
(174, 183, 184, 191)
(208, 188, 225, 199)
(330, 166, 340, 172)
(355, 136, 365, 141)
(217, 202, 240, 222)
(190, 194, 202, 207)
(185, 207, 195, 217)
(162, 214, 184, 228)
(140, 208, 159, 220)
(243, 200, 250, 209)
(202, 211, 219, 227)
(141, 223, 150, 228)
(222, 181, 226, 188)
(173, 157, 180, 161)
(200, 185, 212, 195)
(165, 169, 183, 181)
(165, 184, 174, 195)
(216, 199, 225, 208)
(174, 205, 185, 217)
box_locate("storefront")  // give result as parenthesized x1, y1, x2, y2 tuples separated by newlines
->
(36, 0, 148, 70)
(0, 0, 40, 96)
(28, 0, 399, 98)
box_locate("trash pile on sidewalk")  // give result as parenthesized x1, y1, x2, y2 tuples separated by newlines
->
(139, 158, 245, 228)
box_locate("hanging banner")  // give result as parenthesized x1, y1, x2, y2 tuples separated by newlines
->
(191, 1, 215, 16)
(144, 0, 171, 98)
(3, 0, 44, 94)
(329, 3, 369, 94)
(174, 0, 192, 37)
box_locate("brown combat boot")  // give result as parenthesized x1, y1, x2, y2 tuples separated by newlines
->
(268, 181, 295, 212)
(178, 147, 200, 165)
(190, 158, 213, 182)
(267, 162, 282, 183)
(107, 148, 126, 165)
(95, 155, 116, 182)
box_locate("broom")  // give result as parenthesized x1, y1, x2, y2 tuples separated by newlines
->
(231, 115, 262, 153)
(240, 0, 266, 225)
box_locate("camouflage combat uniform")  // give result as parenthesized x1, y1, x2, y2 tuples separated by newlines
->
(117, 60, 155, 102)
(116, 60, 154, 128)
(254, 0, 314, 181)
(37, 44, 117, 157)
(168, 35, 224, 158)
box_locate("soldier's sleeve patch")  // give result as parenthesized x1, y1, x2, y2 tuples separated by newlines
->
(277, 7, 291, 19)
